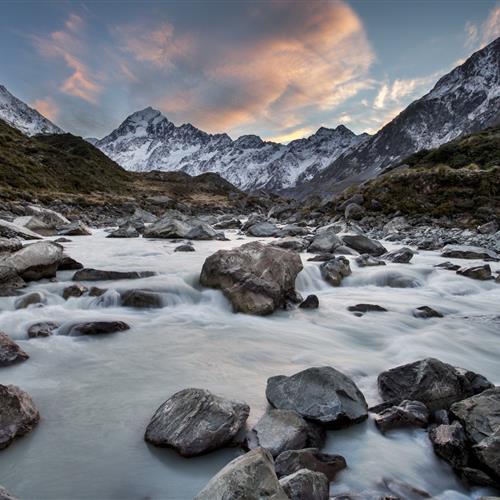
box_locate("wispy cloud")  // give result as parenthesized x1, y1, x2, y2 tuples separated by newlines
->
(465, 3, 500, 48)
(32, 98, 58, 121)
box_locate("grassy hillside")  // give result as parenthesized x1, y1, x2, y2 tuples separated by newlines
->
(335, 125, 500, 222)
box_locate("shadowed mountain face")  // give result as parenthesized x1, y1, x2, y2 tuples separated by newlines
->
(94, 108, 369, 192)
(293, 37, 500, 198)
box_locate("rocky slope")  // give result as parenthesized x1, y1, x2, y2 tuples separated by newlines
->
(0, 85, 63, 136)
(297, 37, 500, 197)
(95, 108, 368, 192)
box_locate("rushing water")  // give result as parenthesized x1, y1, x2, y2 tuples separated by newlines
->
(0, 230, 499, 500)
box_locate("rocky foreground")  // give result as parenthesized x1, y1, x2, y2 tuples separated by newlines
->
(0, 198, 499, 499)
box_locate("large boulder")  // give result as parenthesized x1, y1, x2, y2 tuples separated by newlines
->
(145, 388, 249, 457)
(0, 219, 42, 240)
(308, 229, 342, 254)
(266, 366, 368, 428)
(457, 264, 492, 280)
(441, 245, 499, 261)
(107, 225, 140, 238)
(2, 241, 62, 281)
(377, 358, 493, 412)
(246, 222, 279, 237)
(274, 448, 346, 480)
(246, 409, 325, 457)
(341, 235, 387, 256)
(121, 289, 163, 308)
(25, 205, 69, 228)
(195, 448, 288, 500)
(72, 268, 155, 281)
(14, 291, 45, 309)
(144, 210, 221, 240)
(320, 257, 351, 286)
(451, 387, 500, 481)
(0, 384, 40, 449)
(373, 400, 429, 432)
(0, 333, 29, 366)
(0, 266, 25, 296)
(200, 242, 303, 315)
(383, 247, 414, 264)
(57, 221, 91, 236)
(0, 238, 22, 254)
(429, 421, 468, 468)
(66, 321, 130, 336)
(279, 469, 329, 500)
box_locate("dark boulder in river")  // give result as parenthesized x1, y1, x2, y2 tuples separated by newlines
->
(377, 358, 493, 411)
(121, 289, 163, 309)
(145, 388, 249, 457)
(0, 384, 40, 450)
(200, 241, 303, 315)
(266, 366, 368, 428)
(0, 332, 29, 366)
(341, 234, 387, 256)
(195, 448, 287, 499)
(72, 268, 155, 281)
(66, 321, 130, 336)
(320, 257, 351, 286)
(373, 400, 429, 432)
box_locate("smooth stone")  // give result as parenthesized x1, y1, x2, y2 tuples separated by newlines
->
(145, 388, 249, 457)
(383, 247, 414, 263)
(57, 255, 83, 271)
(299, 295, 319, 309)
(341, 234, 387, 256)
(0, 219, 42, 240)
(266, 366, 368, 428)
(121, 289, 163, 308)
(457, 264, 492, 280)
(0, 332, 29, 366)
(279, 469, 329, 500)
(412, 306, 443, 319)
(66, 321, 130, 336)
(378, 358, 493, 411)
(348, 304, 387, 313)
(274, 448, 347, 480)
(441, 245, 499, 261)
(14, 291, 45, 309)
(320, 256, 351, 286)
(72, 268, 155, 281)
(194, 448, 288, 500)
(308, 230, 342, 254)
(63, 284, 88, 300)
(374, 400, 429, 432)
(174, 244, 195, 252)
(27, 322, 59, 338)
(0, 384, 40, 449)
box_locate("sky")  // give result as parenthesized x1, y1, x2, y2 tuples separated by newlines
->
(1, 0, 499, 142)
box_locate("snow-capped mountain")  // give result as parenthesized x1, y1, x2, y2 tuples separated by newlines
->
(0, 85, 63, 136)
(95, 107, 368, 191)
(298, 36, 500, 197)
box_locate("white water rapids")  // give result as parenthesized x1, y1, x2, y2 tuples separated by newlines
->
(0, 230, 499, 500)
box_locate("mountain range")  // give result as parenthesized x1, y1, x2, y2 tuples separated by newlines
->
(0, 37, 498, 197)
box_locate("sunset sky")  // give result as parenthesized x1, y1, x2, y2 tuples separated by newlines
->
(1, 0, 499, 142)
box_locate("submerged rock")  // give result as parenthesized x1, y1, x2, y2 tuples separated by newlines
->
(195, 448, 288, 500)
(266, 366, 368, 428)
(0, 384, 40, 449)
(355, 254, 386, 267)
(348, 304, 387, 313)
(200, 241, 303, 315)
(174, 244, 195, 252)
(121, 289, 163, 308)
(320, 256, 351, 286)
(72, 268, 155, 281)
(457, 264, 492, 280)
(27, 322, 59, 338)
(435, 261, 460, 271)
(66, 321, 130, 336)
(274, 448, 346, 480)
(279, 469, 329, 500)
(0, 332, 29, 366)
(377, 358, 493, 411)
(412, 306, 443, 319)
(145, 388, 249, 457)
(374, 400, 429, 432)
(299, 295, 319, 309)
(63, 284, 88, 300)
(14, 291, 45, 309)
(342, 234, 387, 256)
(246, 409, 325, 457)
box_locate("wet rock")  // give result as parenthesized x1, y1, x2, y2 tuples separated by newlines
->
(342, 234, 387, 257)
(246, 409, 325, 457)
(477, 221, 498, 234)
(57, 221, 91, 236)
(355, 254, 386, 267)
(3, 241, 62, 281)
(279, 469, 329, 500)
(0, 219, 42, 240)
(57, 255, 83, 271)
(307, 254, 336, 262)
(107, 224, 140, 238)
(412, 306, 443, 319)
(378, 358, 493, 411)
(0, 384, 40, 449)
(348, 304, 387, 313)
(200, 241, 303, 315)
(25, 205, 69, 229)
(274, 448, 346, 480)
(277, 224, 310, 238)
(308, 229, 342, 254)
(247, 222, 279, 237)
(433, 409, 450, 426)
(460, 467, 499, 487)
(434, 261, 460, 271)
(428, 421, 468, 468)
(374, 400, 429, 432)
(13, 215, 53, 236)
(213, 217, 241, 230)
(89, 287, 106, 297)
(441, 245, 499, 261)
(72, 268, 155, 281)
(383, 247, 414, 263)
(63, 283, 88, 300)
(145, 388, 249, 457)
(14, 291, 45, 309)
(266, 366, 368, 428)
(174, 244, 195, 252)
(0, 266, 24, 296)
(66, 321, 130, 336)
(194, 447, 287, 500)
(320, 256, 351, 286)
(27, 322, 59, 338)
(457, 264, 492, 280)
(272, 238, 309, 252)
(0, 485, 18, 500)
(299, 295, 319, 309)
(121, 289, 163, 309)
(0, 332, 29, 366)
(0, 238, 22, 254)
(53, 237, 71, 243)
(382, 478, 431, 499)
(451, 387, 500, 480)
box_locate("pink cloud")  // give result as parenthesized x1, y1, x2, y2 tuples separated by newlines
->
(32, 98, 58, 121)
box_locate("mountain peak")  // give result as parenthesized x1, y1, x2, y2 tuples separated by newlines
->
(127, 106, 165, 124)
